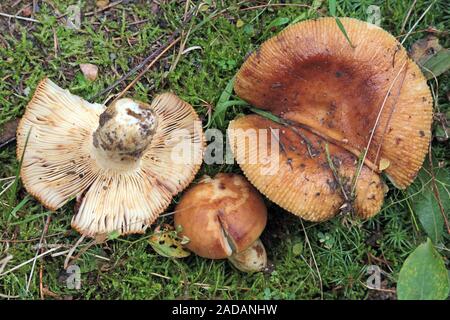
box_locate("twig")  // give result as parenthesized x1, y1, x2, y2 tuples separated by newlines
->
(66, 238, 99, 267)
(0, 247, 61, 277)
(0, 254, 13, 274)
(282, 119, 318, 158)
(351, 60, 407, 195)
(0, 232, 66, 243)
(111, 36, 181, 102)
(400, 0, 417, 34)
(92, 31, 181, 100)
(84, 0, 124, 17)
(299, 219, 323, 299)
(400, 1, 436, 45)
(26, 215, 52, 293)
(39, 263, 44, 299)
(239, 3, 318, 12)
(361, 281, 396, 293)
(64, 235, 85, 270)
(149, 272, 250, 291)
(0, 293, 19, 299)
(0, 12, 40, 23)
(325, 143, 350, 202)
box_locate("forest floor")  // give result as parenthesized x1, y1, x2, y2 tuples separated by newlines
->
(0, 0, 449, 299)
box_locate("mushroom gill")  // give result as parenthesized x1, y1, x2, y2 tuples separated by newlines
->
(16, 78, 204, 236)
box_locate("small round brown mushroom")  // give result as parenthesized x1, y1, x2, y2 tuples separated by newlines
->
(228, 17, 432, 221)
(16, 78, 204, 237)
(174, 173, 268, 272)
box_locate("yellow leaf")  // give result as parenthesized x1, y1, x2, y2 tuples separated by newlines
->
(236, 19, 245, 28)
(148, 228, 190, 258)
(379, 158, 390, 171)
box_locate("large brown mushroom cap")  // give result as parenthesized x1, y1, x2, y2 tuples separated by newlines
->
(16, 78, 204, 236)
(228, 115, 384, 221)
(174, 173, 267, 259)
(235, 17, 432, 189)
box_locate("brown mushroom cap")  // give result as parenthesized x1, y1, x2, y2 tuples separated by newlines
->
(174, 173, 267, 259)
(234, 17, 432, 189)
(16, 78, 204, 236)
(228, 115, 384, 221)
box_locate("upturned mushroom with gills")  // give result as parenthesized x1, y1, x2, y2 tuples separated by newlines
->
(174, 173, 268, 272)
(229, 17, 433, 222)
(16, 78, 204, 237)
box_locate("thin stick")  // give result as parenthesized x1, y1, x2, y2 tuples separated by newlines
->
(351, 61, 407, 195)
(26, 215, 52, 293)
(149, 272, 250, 291)
(84, 0, 124, 17)
(400, 0, 417, 34)
(92, 31, 180, 100)
(400, 1, 436, 45)
(0, 12, 40, 23)
(240, 3, 318, 12)
(0, 247, 61, 277)
(299, 219, 323, 299)
(64, 235, 85, 270)
(111, 36, 181, 102)
(0, 293, 19, 299)
(0, 255, 13, 274)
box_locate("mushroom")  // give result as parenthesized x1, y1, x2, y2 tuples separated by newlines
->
(16, 78, 204, 236)
(174, 173, 268, 272)
(228, 18, 432, 221)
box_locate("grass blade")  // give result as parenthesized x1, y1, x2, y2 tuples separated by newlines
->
(8, 128, 31, 206)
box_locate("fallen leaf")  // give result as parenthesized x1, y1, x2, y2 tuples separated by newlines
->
(80, 63, 99, 81)
(410, 35, 442, 66)
(397, 238, 449, 300)
(148, 226, 190, 258)
(434, 111, 449, 142)
(410, 35, 450, 79)
(379, 158, 390, 171)
(422, 48, 450, 79)
(0, 119, 19, 149)
(408, 158, 449, 243)
(96, 0, 110, 9)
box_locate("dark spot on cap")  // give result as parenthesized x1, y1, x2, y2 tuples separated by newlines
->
(98, 111, 113, 127)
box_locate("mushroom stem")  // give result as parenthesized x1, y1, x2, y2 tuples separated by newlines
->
(92, 98, 158, 170)
(227, 238, 267, 273)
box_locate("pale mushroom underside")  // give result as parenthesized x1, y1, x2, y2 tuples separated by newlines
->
(17, 78, 203, 236)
